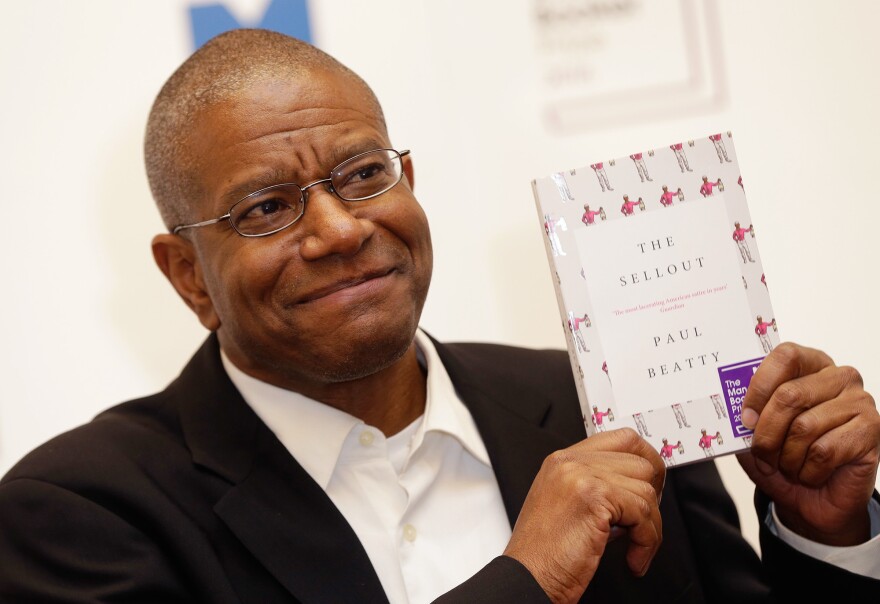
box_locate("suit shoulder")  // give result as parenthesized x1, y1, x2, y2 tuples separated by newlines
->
(1, 390, 187, 489)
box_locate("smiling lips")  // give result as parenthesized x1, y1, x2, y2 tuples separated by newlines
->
(296, 268, 396, 304)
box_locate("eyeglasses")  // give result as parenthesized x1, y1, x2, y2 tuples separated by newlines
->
(172, 148, 411, 237)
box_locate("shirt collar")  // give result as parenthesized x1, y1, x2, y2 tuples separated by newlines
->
(220, 329, 491, 490)
(412, 330, 491, 467)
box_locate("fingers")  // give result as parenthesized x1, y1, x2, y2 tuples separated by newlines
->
(597, 473, 663, 576)
(748, 359, 871, 476)
(504, 429, 666, 600)
(578, 428, 666, 494)
(743, 342, 834, 426)
(560, 430, 666, 575)
(774, 392, 878, 485)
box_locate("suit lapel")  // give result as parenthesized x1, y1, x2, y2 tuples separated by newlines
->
(432, 339, 699, 602)
(430, 339, 579, 526)
(173, 336, 388, 604)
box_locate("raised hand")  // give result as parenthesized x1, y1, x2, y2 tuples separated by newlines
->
(504, 429, 665, 603)
(738, 342, 880, 545)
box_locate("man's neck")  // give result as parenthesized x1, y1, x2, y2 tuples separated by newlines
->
(224, 341, 427, 437)
(302, 344, 427, 436)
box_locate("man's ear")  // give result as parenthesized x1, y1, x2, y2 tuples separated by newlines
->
(402, 153, 415, 191)
(151, 233, 221, 331)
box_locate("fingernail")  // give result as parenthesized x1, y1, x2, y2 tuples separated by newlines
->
(754, 457, 774, 475)
(742, 408, 759, 429)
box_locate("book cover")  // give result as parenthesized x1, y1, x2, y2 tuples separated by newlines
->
(532, 133, 778, 466)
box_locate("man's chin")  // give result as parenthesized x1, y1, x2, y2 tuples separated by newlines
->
(307, 324, 417, 383)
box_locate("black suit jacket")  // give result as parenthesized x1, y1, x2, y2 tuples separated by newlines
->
(1, 335, 877, 602)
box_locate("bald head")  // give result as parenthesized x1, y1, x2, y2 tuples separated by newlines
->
(144, 29, 386, 230)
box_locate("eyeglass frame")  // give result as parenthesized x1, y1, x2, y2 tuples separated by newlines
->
(171, 148, 411, 238)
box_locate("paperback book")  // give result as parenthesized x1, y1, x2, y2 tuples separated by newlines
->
(532, 133, 778, 465)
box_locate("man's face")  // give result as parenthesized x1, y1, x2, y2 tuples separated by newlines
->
(174, 70, 433, 389)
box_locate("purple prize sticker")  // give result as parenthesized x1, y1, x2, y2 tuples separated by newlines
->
(717, 357, 765, 438)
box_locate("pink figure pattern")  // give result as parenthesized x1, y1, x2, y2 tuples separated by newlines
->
(590, 162, 613, 192)
(568, 311, 591, 353)
(543, 213, 567, 257)
(659, 185, 683, 207)
(659, 438, 684, 467)
(591, 406, 613, 432)
(709, 133, 732, 163)
(581, 204, 606, 226)
(698, 429, 723, 457)
(629, 152, 652, 182)
(755, 315, 777, 353)
(711, 394, 727, 420)
(620, 195, 644, 217)
(732, 222, 755, 263)
(670, 143, 692, 172)
(672, 403, 691, 429)
(632, 412, 651, 437)
(551, 172, 575, 202)
(700, 176, 724, 197)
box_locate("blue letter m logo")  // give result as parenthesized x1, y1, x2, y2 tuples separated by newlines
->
(189, 0, 312, 50)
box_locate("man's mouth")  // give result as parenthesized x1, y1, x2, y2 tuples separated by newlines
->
(296, 268, 396, 304)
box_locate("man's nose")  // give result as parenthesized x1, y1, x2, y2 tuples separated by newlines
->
(297, 185, 375, 260)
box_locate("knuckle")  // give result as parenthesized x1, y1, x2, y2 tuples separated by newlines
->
(630, 492, 652, 519)
(579, 475, 607, 502)
(789, 415, 817, 439)
(639, 481, 659, 506)
(544, 449, 571, 469)
(838, 365, 864, 389)
(772, 342, 800, 367)
(806, 442, 833, 466)
(774, 382, 805, 410)
(749, 434, 774, 457)
(616, 427, 642, 447)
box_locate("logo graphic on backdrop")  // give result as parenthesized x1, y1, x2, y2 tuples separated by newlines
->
(189, 0, 312, 49)
(533, 0, 726, 132)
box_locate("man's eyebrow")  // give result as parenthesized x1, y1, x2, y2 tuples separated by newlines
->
(325, 139, 388, 168)
(219, 139, 391, 207)
(221, 168, 293, 206)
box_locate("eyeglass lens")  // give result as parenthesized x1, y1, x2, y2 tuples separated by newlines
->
(229, 149, 404, 236)
(331, 149, 403, 201)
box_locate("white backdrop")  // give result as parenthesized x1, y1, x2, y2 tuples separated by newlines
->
(3, 0, 880, 555)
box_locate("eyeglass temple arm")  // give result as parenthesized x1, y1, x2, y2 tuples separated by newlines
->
(171, 214, 231, 235)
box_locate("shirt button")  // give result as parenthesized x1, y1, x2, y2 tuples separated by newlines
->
(403, 524, 417, 542)
(359, 431, 374, 446)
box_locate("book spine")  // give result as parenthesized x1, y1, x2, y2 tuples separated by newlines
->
(531, 180, 596, 437)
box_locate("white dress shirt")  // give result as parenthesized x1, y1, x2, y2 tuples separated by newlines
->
(221, 330, 512, 604)
(222, 330, 880, 601)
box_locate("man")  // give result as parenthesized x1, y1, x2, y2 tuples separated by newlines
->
(581, 203, 605, 225)
(659, 184, 683, 207)
(567, 311, 590, 353)
(544, 212, 567, 256)
(591, 406, 613, 433)
(698, 429, 723, 458)
(756, 315, 778, 353)
(733, 221, 756, 263)
(710, 133, 732, 163)
(700, 175, 723, 197)
(590, 161, 613, 191)
(551, 171, 575, 202)
(629, 152, 652, 182)
(670, 142, 692, 172)
(1, 29, 879, 603)
(659, 438, 683, 467)
(620, 194, 644, 216)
